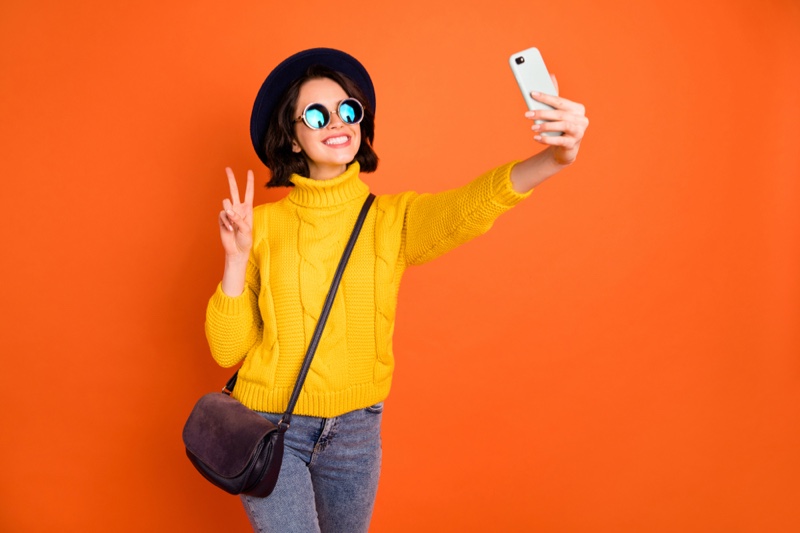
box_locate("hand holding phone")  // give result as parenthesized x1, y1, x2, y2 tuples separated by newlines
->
(509, 47, 562, 136)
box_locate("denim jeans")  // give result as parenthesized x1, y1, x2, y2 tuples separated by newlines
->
(240, 403, 383, 533)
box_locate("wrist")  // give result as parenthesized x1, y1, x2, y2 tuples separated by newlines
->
(221, 256, 248, 297)
(224, 253, 249, 269)
(549, 145, 577, 167)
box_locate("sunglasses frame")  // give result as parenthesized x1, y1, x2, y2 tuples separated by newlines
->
(295, 98, 364, 130)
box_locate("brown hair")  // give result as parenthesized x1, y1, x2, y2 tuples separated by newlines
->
(263, 65, 378, 187)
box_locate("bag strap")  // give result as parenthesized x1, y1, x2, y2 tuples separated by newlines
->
(222, 193, 376, 431)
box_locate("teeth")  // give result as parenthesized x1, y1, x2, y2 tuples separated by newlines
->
(324, 136, 349, 146)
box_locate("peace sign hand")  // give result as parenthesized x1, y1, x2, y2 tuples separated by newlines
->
(219, 167, 255, 262)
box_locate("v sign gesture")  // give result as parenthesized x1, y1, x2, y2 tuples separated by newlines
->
(219, 167, 254, 296)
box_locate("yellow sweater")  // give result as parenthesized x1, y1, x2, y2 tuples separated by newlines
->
(205, 161, 530, 417)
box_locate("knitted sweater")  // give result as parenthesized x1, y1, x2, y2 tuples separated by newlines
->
(205, 161, 530, 417)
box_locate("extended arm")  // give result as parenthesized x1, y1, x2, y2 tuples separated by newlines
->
(403, 162, 529, 265)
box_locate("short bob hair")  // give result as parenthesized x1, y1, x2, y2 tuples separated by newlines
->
(263, 65, 379, 187)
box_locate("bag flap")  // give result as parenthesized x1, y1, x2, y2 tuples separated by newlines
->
(182, 393, 277, 478)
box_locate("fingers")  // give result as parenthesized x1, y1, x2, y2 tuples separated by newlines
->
(527, 111, 589, 132)
(529, 91, 585, 115)
(524, 90, 587, 143)
(244, 170, 255, 207)
(532, 124, 581, 148)
(219, 206, 252, 236)
(219, 208, 252, 257)
(219, 210, 233, 232)
(220, 199, 236, 232)
(221, 166, 253, 235)
(226, 167, 241, 206)
(225, 167, 255, 211)
(533, 119, 570, 135)
(526, 108, 584, 124)
(526, 103, 589, 129)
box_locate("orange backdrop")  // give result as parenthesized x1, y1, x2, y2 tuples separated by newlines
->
(1, 0, 798, 531)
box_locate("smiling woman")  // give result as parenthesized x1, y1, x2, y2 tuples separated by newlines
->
(201, 47, 588, 533)
(290, 78, 363, 181)
(261, 62, 379, 187)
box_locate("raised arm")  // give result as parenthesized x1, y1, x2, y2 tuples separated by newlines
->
(206, 167, 262, 368)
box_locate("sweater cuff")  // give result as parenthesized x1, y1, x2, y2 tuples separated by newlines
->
(491, 160, 533, 206)
(208, 282, 253, 316)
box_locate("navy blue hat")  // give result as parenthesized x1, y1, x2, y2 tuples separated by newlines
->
(250, 48, 376, 168)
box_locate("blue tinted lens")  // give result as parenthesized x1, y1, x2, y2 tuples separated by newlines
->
(304, 105, 329, 129)
(338, 99, 363, 124)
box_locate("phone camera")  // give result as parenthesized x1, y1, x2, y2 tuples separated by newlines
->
(515, 56, 525, 65)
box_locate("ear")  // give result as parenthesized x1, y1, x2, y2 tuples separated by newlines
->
(291, 139, 302, 153)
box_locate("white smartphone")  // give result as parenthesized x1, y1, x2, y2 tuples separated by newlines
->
(509, 47, 562, 136)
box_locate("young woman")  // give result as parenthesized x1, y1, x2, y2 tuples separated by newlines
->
(205, 48, 588, 532)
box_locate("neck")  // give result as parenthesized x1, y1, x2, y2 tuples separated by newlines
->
(289, 162, 368, 207)
(307, 161, 348, 181)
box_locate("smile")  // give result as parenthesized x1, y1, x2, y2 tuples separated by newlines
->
(323, 135, 350, 146)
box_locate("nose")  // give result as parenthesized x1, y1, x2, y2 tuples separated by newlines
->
(327, 109, 345, 129)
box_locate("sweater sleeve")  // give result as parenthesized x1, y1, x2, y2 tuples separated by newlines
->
(403, 161, 531, 266)
(204, 257, 263, 368)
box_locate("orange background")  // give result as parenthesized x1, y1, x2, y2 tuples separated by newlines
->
(1, 0, 799, 531)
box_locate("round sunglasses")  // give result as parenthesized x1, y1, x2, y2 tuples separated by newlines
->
(295, 98, 364, 130)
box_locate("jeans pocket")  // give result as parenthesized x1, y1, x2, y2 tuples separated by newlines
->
(365, 402, 384, 414)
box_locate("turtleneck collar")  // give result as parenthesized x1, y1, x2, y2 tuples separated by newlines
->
(287, 162, 369, 208)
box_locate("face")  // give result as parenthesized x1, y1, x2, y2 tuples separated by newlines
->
(291, 77, 362, 181)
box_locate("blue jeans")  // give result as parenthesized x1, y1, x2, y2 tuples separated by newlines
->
(240, 403, 383, 533)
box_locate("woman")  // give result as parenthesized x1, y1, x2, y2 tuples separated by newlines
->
(205, 48, 588, 532)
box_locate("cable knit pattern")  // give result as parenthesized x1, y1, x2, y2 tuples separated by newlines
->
(205, 160, 531, 417)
